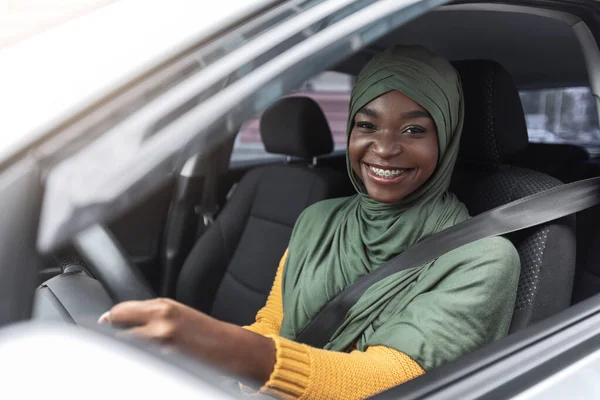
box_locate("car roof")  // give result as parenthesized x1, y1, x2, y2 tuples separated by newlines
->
(0, 0, 276, 165)
(335, 4, 590, 90)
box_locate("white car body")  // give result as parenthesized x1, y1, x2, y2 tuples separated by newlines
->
(0, 0, 274, 163)
(3, 1, 600, 399)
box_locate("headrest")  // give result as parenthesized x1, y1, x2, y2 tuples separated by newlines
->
(452, 60, 529, 165)
(260, 96, 334, 158)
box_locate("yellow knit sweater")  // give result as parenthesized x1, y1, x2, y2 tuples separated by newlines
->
(244, 250, 425, 399)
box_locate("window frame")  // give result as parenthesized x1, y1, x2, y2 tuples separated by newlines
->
(37, 0, 448, 252)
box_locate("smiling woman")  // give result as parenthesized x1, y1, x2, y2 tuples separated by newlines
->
(349, 90, 439, 203)
(99, 45, 520, 400)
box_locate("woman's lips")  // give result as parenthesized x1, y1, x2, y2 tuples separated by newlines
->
(362, 163, 414, 184)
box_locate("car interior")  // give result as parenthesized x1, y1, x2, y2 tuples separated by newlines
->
(31, 0, 600, 388)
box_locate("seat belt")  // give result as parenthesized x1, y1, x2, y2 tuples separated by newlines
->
(195, 155, 220, 237)
(293, 177, 600, 348)
(159, 138, 234, 296)
(194, 138, 235, 239)
(159, 152, 222, 297)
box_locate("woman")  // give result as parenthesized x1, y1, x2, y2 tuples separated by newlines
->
(98, 46, 520, 399)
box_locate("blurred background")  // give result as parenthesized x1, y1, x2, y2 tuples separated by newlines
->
(0, 0, 115, 48)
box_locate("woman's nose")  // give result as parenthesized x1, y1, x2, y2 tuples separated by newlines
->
(371, 133, 403, 159)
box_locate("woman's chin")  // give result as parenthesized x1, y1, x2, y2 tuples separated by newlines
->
(365, 189, 408, 204)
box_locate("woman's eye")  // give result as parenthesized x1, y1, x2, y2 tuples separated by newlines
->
(403, 126, 426, 134)
(356, 122, 376, 130)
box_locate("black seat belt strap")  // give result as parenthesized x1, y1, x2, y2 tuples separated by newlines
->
(294, 177, 600, 348)
(196, 156, 220, 231)
(195, 137, 236, 239)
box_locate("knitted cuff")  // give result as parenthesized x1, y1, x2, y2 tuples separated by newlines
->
(260, 335, 312, 399)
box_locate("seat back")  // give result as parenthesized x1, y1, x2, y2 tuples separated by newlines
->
(452, 60, 576, 330)
(506, 142, 590, 183)
(176, 97, 352, 325)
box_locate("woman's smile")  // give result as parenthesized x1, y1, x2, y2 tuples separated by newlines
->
(362, 162, 415, 185)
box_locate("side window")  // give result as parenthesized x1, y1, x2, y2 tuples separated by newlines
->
(230, 71, 353, 164)
(519, 87, 600, 150)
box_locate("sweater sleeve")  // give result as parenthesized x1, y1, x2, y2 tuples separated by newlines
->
(243, 249, 425, 399)
(260, 335, 424, 399)
(243, 249, 287, 336)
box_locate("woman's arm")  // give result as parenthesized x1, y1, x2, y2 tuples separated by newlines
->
(99, 244, 425, 398)
(100, 298, 278, 383)
(260, 336, 424, 399)
(101, 298, 423, 399)
(243, 249, 287, 336)
(363, 236, 521, 371)
(99, 238, 518, 399)
(243, 249, 425, 398)
(97, 250, 288, 384)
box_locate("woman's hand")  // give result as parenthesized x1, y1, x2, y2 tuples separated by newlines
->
(98, 298, 276, 383)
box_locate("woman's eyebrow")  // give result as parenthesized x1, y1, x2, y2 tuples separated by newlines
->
(403, 110, 432, 119)
(356, 106, 378, 118)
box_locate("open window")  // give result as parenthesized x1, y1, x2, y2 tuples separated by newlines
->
(520, 87, 600, 153)
(230, 71, 353, 164)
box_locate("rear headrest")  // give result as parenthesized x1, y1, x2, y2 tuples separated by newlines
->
(260, 96, 334, 158)
(453, 60, 529, 165)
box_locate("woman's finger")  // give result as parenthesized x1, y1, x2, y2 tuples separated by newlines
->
(99, 300, 159, 327)
(117, 320, 177, 342)
(116, 325, 154, 340)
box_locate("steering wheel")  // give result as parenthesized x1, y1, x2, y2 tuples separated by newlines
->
(68, 224, 243, 393)
(73, 224, 156, 303)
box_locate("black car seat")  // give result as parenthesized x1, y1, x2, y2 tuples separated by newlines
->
(451, 60, 577, 331)
(506, 142, 590, 183)
(566, 156, 600, 303)
(176, 96, 352, 326)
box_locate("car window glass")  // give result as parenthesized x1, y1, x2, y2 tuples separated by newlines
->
(230, 71, 353, 163)
(38, 0, 443, 251)
(520, 87, 600, 153)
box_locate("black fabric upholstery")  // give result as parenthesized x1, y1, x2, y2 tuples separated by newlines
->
(451, 164, 576, 330)
(453, 59, 577, 331)
(175, 92, 351, 325)
(451, 164, 565, 213)
(572, 204, 600, 303)
(453, 60, 529, 165)
(565, 159, 600, 303)
(506, 143, 590, 183)
(176, 165, 351, 325)
(260, 97, 334, 158)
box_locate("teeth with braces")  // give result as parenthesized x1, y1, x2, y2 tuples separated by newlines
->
(368, 165, 406, 178)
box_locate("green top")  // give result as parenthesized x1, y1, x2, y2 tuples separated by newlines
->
(279, 46, 520, 370)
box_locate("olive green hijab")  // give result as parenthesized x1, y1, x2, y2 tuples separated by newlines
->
(279, 46, 519, 370)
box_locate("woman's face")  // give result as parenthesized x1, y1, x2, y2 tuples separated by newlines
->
(349, 90, 439, 204)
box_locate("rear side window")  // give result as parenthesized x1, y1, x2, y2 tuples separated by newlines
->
(519, 87, 600, 150)
(230, 71, 353, 164)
